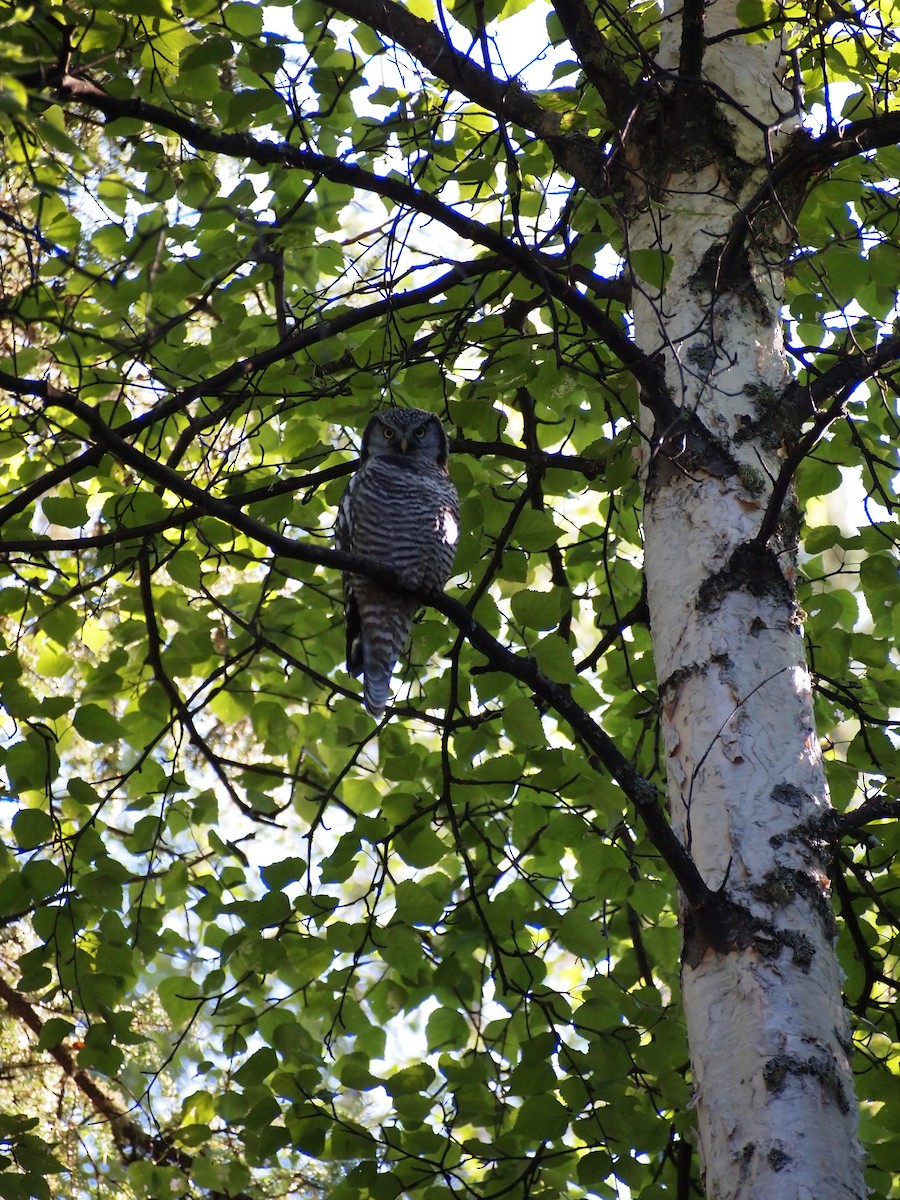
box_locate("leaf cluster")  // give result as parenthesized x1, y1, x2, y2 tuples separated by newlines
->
(0, 0, 897, 1198)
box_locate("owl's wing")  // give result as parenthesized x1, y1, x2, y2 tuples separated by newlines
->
(335, 480, 364, 677)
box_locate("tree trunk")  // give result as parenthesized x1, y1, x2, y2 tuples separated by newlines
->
(635, 3, 865, 1195)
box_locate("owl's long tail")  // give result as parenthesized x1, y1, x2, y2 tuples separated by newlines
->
(363, 667, 393, 721)
(355, 591, 416, 719)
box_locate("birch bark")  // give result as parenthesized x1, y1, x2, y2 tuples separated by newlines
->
(633, 4, 865, 1196)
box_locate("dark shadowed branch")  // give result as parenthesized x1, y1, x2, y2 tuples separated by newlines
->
(37, 71, 673, 413)
(328, 0, 612, 195)
(8, 381, 709, 905)
(549, 0, 635, 127)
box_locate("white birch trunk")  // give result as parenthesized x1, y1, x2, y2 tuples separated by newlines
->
(633, 4, 866, 1196)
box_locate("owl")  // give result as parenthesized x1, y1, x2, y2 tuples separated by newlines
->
(335, 408, 460, 719)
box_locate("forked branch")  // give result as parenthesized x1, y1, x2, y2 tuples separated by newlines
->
(17, 383, 708, 905)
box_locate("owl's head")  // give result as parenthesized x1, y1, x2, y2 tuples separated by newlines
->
(361, 408, 450, 468)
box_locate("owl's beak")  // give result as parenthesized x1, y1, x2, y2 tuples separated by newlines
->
(398, 435, 410, 452)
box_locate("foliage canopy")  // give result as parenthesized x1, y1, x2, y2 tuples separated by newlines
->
(0, 0, 898, 1197)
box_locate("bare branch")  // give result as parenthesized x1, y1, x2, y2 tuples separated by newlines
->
(832, 800, 900, 836)
(753, 392, 848, 548)
(795, 111, 900, 175)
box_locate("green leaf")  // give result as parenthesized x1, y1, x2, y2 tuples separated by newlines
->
(329, 1121, 377, 1161)
(385, 1063, 435, 1097)
(72, 704, 122, 744)
(393, 878, 446, 927)
(498, 0, 533, 17)
(11, 809, 53, 850)
(514, 1094, 569, 1140)
(166, 550, 202, 588)
(534, 635, 577, 683)
(425, 1008, 469, 1052)
(395, 824, 447, 869)
(41, 496, 89, 528)
(39, 605, 81, 648)
(22, 860, 65, 902)
(226, 1, 263, 36)
(234, 1047, 277, 1086)
(502, 695, 545, 744)
(578, 1150, 614, 1187)
(514, 508, 561, 552)
(630, 248, 673, 289)
(0, 869, 29, 918)
(158, 976, 202, 1025)
(261, 857, 307, 890)
(510, 588, 565, 630)
(36, 1018, 76, 1051)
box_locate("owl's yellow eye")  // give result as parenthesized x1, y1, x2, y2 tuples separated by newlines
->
(414, 427, 426, 438)
(383, 427, 394, 439)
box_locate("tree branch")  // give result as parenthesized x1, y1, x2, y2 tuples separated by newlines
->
(549, 0, 635, 127)
(752, 393, 848, 547)
(452, 437, 606, 478)
(0, 976, 184, 1171)
(30, 387, 707, 905)
(325, 0, 612, 195)
(45, 73, 663, 401)
(790, 332, 900, 419)
(753, 334, 900, 547)
(719, 113, 900, 285)
(793, 111, 900, 177)
(137, 550, 282, 823)
(0, 259, 489, 525)
(831, 799, 900, 837)
(678, 0, 707, 80)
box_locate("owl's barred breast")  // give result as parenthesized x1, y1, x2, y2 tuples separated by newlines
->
(348, 458, 459, 590)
